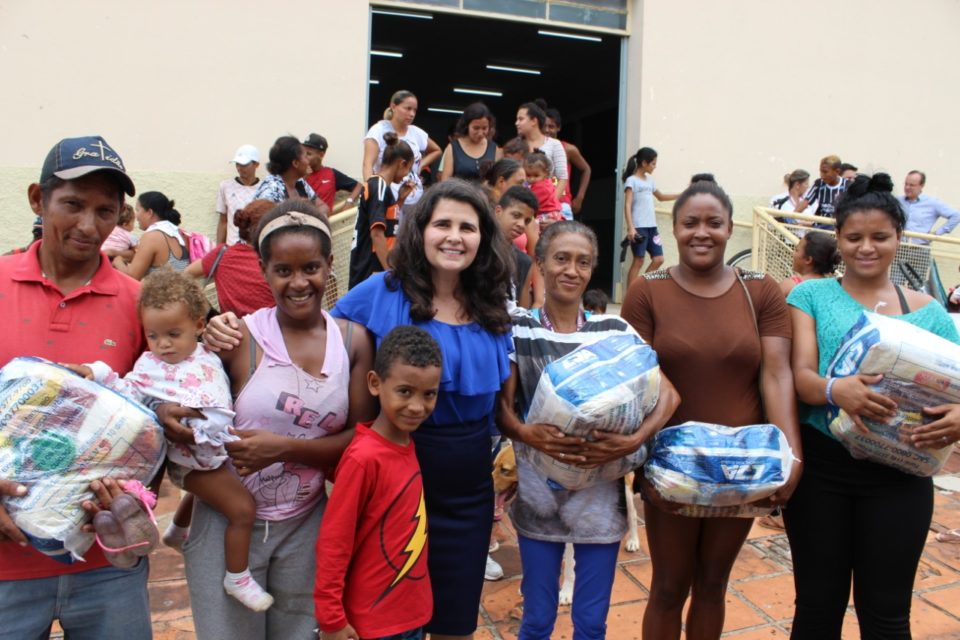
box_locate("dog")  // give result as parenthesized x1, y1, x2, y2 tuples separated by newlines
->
(491, 442, 641, 606)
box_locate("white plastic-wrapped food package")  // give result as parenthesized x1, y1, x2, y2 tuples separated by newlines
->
(520, 333, 660, 491)
(827, 311, 960, 476)
(644, 422, 796, 518)
(0, 358, 165, 562)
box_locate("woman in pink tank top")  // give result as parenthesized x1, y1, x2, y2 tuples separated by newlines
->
(184, 200, 375, 640)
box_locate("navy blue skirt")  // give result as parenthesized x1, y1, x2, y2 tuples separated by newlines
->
(413, 417, 494, 636)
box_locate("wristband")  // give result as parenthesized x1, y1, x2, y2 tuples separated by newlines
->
(825, 377, 838, 407)
(345, 197, 355, 204)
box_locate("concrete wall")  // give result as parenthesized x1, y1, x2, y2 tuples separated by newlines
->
(0, 0, 370, 252)
(633, 0, 960, 217)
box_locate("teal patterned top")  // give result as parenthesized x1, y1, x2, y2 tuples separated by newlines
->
(787, 278, 960, 438)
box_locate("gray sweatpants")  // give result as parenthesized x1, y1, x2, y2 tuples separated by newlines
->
(183, 498, 325, 640)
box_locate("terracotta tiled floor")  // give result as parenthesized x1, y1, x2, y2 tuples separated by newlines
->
(53, 456, 960, 639)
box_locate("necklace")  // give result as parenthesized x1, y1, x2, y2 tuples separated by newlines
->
(539, 304, 585, 333)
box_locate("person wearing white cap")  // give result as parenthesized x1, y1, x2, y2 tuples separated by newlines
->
(215, 144, 261, 245)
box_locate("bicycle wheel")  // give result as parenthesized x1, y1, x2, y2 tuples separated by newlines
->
(726, 249, 753, 269)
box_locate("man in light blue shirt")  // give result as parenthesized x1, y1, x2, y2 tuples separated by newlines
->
(899, 170, 960, 244)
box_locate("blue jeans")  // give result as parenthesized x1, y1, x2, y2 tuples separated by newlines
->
(518, 536, 620, 640)
(0, 557, 151, 640)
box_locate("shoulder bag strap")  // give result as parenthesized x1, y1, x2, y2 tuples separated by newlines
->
(735, 268, 765, 416)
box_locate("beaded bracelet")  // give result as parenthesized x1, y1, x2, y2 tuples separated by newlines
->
(825, 377, 838, 407)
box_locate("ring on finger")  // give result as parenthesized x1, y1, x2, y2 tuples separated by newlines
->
(559, 452, 565, 460)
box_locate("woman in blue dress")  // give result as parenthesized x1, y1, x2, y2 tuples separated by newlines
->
(332, 178, 514, 640)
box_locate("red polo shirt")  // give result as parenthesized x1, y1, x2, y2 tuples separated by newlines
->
(0, 242, 144, 580)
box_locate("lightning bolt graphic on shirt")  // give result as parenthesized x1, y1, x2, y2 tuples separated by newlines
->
(390, 490, 427, 588)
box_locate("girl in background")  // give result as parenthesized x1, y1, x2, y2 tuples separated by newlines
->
(622, 147, 679, 287)
(349, 133, 414, 288)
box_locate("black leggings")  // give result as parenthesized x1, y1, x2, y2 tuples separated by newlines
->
(783, 427, 932, 640)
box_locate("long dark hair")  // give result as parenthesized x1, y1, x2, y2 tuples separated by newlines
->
(388, 179, 512, 333)
(139, 191, 181, 225)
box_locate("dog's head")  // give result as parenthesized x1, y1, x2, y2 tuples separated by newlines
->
(492, 442, 518, 509)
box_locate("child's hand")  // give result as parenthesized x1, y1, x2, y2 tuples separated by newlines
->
(321, 624, 359, 640)
(61, 363, 94, 380)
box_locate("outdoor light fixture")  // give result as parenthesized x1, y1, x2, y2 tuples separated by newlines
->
(371, 9, 433, 20)
(537, 29, 602, 43)
(453, 87, 503, 97)
(427, 107, 464, 115)
(486, 64, 541, 76)
(370, 50, 403, 58)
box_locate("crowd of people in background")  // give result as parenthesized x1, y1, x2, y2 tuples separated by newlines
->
(2, 84, 960, 640)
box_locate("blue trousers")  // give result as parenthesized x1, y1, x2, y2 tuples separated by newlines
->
(518, 535, 620, 640)
(0, 557, 151, 640)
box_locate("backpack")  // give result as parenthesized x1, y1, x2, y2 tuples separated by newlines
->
(185, 231, 213, 261)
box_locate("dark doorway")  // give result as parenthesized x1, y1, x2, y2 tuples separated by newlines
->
(369, 10, 622, 294)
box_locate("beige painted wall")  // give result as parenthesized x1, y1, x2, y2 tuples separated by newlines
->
(634, 0, 960, 212)
(0, 0, 370, 252)
(4, 0, 957, 265)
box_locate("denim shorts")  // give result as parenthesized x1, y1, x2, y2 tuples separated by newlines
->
(631, 226, 664, 258)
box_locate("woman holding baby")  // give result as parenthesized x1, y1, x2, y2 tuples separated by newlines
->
(497, 220, 679, 639)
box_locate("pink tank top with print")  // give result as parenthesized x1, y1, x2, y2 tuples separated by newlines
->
(234, 307, 349, 521)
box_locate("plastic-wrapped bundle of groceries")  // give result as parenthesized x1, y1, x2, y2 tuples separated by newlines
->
(520, 333, 660, 490)
(0, 358, 165, 562)
(827, 311, 960, 476)
(644, 422, 796, 518)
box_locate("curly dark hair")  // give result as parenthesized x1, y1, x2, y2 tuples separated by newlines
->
(234, 199, 277, 245)
(374, 325, 443, 379)
(388, 179, 512, 334)
(138, 267, 208, 321)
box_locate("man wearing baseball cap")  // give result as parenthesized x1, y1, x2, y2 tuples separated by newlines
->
(0, 135, 156, 638)
(302, 133, 362, 212)
(215, 143, 261, 245)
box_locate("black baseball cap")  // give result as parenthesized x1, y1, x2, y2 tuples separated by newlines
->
(302, 133, 328, 152)
(40, 135, 136, 196)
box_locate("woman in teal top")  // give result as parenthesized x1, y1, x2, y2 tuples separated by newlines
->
(786, 173, 960, 639)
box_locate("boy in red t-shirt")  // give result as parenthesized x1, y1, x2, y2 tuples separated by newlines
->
(315, 326, 442, 640)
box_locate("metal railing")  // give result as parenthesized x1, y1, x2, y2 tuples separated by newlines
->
(748, 207, 960, 295)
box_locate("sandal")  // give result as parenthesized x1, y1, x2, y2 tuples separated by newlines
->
(936, 529, 960, 543)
